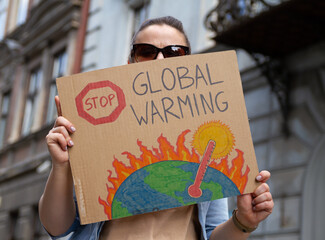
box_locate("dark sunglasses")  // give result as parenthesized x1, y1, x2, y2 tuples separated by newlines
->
(132, 43, 190, 62)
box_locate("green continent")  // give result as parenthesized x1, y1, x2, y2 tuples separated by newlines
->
(201, 181, 223, 199)
(112, 200, 132, 218)
(143, 161, 192, 204)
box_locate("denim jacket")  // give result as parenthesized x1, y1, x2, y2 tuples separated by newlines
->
(50, 199, 229, 240)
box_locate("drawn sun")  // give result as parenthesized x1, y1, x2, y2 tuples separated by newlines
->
(191, 121, 235, 159)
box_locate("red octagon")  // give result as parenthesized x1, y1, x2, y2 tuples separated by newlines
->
(75, 80, 126, 125)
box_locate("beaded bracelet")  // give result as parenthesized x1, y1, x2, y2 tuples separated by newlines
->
(232, 209, 258, 233)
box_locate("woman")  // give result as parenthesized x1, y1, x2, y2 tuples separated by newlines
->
(39, 16, 273, 240)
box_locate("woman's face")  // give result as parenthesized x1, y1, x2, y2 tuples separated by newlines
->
(134, 24, 188, 61)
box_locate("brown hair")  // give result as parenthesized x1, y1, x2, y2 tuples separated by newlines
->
(129, 16, 191, 62)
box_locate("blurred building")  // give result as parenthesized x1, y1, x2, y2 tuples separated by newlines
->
(0, 0, 85, 239)
(0, 0, 324, 239)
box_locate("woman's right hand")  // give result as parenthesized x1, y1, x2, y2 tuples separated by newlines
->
(40, 97, 77, 237)
(46, 96, 76, 166)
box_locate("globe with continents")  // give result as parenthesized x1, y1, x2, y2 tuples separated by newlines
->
(111, 160, 239, 218)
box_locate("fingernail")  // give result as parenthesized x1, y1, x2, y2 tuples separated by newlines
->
(70, 126, 76, 132)
(69, 140, 74, 146)
(256, 175, 262, 181)
(253, 206, 256, 211)
(64, 146, 68, 151)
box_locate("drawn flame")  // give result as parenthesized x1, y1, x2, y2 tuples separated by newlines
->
(210, 149, 249, 193)
(98, 130, 249, 219)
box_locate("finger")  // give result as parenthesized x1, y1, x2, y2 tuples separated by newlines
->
(256, 170, 271, 182)
(253, 183, 270, 197)
(54, 116, 76, 133)
(51, 126, 74, 147)
(253, 200, 274, 212)
(47, 132, 69, 151)
(55, 96, 62, 117)
(252, 192, 272, 206)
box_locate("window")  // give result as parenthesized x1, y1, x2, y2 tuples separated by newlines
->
(132, 1, 150, 35)
(21, 67, 42, 135)
(46, 51, 67, 123)
(0, 91, 10, 148)
(0, 0, 8, 40)
(16, 0, 29, 26)
(9, 210, 18, 240)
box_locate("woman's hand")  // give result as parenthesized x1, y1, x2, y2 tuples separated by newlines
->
(236, 170, 274, 228)
(40, 97, 77, 236)
(46, 96, 76, 166)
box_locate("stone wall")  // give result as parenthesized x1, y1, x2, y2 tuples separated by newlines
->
(228, 42, 325, 240)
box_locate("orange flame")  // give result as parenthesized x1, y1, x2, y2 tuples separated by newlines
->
(210, 149, 249, 193)
(99, 130, 249, 219)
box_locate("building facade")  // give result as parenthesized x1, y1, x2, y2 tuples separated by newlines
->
(0, 0, 324, 239)
(0, 0, 84, 239)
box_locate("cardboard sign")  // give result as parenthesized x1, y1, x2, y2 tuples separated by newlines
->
(56, 51, 259, 225)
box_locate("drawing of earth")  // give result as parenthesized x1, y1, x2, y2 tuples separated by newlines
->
(111, 160, 239, 219)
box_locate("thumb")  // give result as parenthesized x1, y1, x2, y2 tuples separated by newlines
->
(237, 193, 253, 211)
(55, 95, 62, 116)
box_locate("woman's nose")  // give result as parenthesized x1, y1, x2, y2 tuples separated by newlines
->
(156, 51, 164, 59)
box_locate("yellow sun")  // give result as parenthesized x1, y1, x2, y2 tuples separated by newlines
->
(192, 121, 235, 159)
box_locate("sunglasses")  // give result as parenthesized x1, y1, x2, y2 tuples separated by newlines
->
(132, 43, 190, 62)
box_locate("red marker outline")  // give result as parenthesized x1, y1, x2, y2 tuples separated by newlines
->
(188, 140, 216, 198)
(75, 80, 126, 125)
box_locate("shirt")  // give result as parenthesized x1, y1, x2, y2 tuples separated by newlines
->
(49, 199, 229, 240)
(99, 205, 201, 240)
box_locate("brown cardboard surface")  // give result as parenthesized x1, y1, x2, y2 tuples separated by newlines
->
(56, 51, 259, 225)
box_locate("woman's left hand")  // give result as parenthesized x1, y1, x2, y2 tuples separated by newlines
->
(235, 170, 274, 228)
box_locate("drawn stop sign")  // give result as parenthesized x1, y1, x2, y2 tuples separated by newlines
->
(75, 81, 126, 125)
